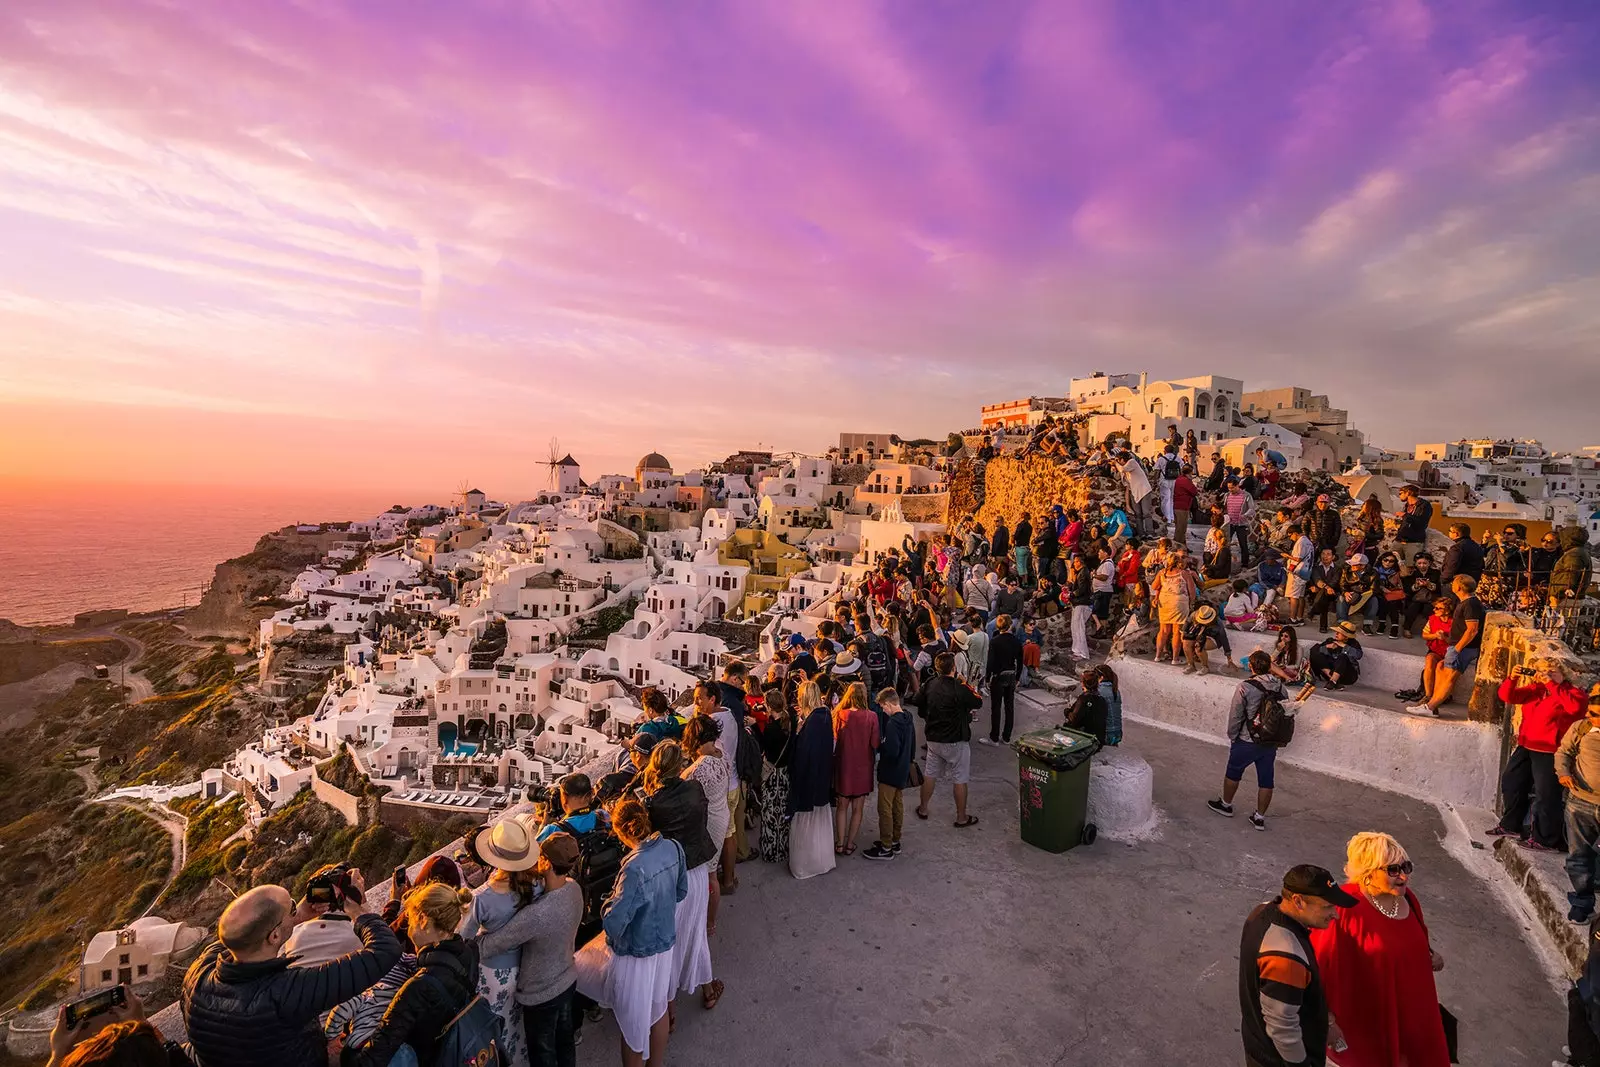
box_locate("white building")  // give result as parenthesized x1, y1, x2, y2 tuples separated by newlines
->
(80, 917, 204, 991)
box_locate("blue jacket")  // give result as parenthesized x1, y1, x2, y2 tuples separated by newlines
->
(875, 708, 915, 789)
(602, 834, 687, 958)
(718, 681, 748, 725)
(1102, 510, 1132, 540)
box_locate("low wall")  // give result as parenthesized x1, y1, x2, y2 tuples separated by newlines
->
(310, 769, 362, 826)
(1115, 657, 1502, 808)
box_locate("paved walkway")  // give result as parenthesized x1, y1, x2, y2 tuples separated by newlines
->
(576, 687, 1565, 1065)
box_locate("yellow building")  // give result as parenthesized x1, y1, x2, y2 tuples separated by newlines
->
(718, 529, 811, 618)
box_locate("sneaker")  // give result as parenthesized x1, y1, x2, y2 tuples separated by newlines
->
(977, 737, 997, 746)
(1207, 798, 1235, 818)
(862, 843, 896, 861)
(1485, 826, 1519, 838)
(1569, 904, 1594, 925)
(1388, 625, 1400, 639)
(889, 840, 902, 854)
(1520, 840, 1561, 854)
(1403, 704, 1434, 716)
(1250, 812, 1266, 831)
(1394, 688, 1420, 701)
(585, 1006, 604, 1024)
(1181, 663, 1197, 674)
(1362, 623, 1373, 636)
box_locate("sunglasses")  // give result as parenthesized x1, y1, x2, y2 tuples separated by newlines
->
(1383, 861, 1414, 877)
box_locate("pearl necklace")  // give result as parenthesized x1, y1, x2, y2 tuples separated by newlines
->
(1367, 891, 1403, 919)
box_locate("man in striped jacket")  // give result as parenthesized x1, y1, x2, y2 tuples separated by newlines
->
(1238, 865, 1356, 1066)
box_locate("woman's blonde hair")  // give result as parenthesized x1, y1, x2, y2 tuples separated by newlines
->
(642, 740, 684, 794)
(401, 882, 473, 934)
(1344, 831, 1409, 885)
(833, 681, 867, 736)
(795, 680, 824, 717)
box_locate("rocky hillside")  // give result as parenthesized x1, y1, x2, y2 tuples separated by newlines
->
(965, 456, 1125, 533)
(184, 527, 348, 638)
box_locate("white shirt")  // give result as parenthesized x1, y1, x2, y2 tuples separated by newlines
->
(1092, 559, 1115, 594)
(709, 708, 741, 786)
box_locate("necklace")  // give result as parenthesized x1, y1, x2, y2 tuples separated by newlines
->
(1366, 890, 1403, 919)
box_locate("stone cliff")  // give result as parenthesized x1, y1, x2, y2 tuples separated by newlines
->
(185, 527, 347, 638)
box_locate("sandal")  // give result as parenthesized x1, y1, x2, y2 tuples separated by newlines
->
(844, 844, 856, 856)
(954, 815, 980, 829)
(914, 807, 929, 820)
(835, 845, 846, 855)
(702, 979, 724, 1011)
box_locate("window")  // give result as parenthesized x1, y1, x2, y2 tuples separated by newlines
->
(137, 964, 148, 977)
(101, 970, 112, 983)
(120, 954, 130, 966)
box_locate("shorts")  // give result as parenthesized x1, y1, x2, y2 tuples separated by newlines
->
(724, 788, 741, 840)
(1225, 740, 1277, 789)
(923, 741, 971, 785)
(1449, 646, 1481, 673)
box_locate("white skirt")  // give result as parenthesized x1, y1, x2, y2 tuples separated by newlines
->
(574, 934, 676, 1055)
(787, 807, 837, 880)
(672, 861, 713, 994)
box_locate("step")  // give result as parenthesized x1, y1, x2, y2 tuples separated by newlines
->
(1114, 655, 1501, 809)
(1225, 627, 1477, 695)
(1491, 834, 1585, 977)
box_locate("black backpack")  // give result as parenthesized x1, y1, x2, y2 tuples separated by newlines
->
(862, 632, 892, 688)
(1164, 455, 1182, 479)
(556, 814, 625, 933)
(425, 955, 502, 1067)
(735, 719, 764, 788)
(1244, 680, 1295, 748)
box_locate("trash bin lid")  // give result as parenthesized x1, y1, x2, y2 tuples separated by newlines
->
(1015, 727, 1099, 770)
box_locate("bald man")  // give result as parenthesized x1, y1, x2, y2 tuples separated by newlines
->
(182, 882, 400, 1067)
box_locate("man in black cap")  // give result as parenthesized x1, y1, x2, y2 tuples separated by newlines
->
(1239, 865, 1357, 1067)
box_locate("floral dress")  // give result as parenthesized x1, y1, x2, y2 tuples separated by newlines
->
(458, 880, 527, 1066)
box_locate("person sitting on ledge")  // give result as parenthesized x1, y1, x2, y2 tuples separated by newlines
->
(1306, 621, 1364, 691)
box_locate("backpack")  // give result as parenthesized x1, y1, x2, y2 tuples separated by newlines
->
(556, 814, 625, 934)
(735, 719, 764, 788)
(1164, 456, 1182, 479)
(426, 957, 502, 1067)
(1244, 680, 1295, 748)
(862, 632, 892, 687)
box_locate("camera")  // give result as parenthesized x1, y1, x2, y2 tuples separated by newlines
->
(304, 862, 357, 909)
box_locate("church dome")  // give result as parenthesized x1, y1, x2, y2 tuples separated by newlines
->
(637, 452, 672, 472)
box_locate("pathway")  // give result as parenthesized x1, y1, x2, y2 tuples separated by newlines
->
(572, 687, 1567, 1066)
(106, 800, 187, 917)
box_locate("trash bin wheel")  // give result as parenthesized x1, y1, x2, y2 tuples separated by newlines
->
(1081, 823, 1097, 846)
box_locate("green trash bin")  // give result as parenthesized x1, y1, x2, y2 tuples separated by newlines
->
(1016, 727, 1100, 853)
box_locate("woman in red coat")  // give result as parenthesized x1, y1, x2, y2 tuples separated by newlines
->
(830, 681, 879, 857)
(1311, 832, 1450, 1067)
(1488, 659, 1587, 850)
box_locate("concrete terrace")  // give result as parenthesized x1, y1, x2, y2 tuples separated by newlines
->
(573, 688, 1564, 1067)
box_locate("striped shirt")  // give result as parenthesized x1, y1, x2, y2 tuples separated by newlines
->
(1239, 899, 1328, 1066)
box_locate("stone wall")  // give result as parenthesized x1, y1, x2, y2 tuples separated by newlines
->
(898, 493, 948, 526)
(968, 456, 1123, 534)
(310, 767, 362, 826)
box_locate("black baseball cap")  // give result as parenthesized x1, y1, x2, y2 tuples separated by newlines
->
(1282, 864, 1358, 906)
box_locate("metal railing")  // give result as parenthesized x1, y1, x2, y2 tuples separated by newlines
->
(1533, 599, 1600, 655)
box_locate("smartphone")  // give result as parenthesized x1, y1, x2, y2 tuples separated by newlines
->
(64, 985, 126, 1029)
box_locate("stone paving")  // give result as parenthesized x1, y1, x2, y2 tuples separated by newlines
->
(576, 686, 1567, 1066)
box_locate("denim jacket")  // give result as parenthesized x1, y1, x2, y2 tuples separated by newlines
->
(602, 833, 687, 958)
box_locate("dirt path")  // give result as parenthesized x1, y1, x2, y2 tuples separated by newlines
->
(107, 800, 187, 916)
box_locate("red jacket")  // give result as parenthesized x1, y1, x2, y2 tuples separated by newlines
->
(1171, 475, 1199, 512)
(1499, 677, 1587, 753)
(1115, 550, 1142, 589)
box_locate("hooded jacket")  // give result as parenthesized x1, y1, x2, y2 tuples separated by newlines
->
(1551, 527, 1594, 602)
(343, 935, 479, 1067)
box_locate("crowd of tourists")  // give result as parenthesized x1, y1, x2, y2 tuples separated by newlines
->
(40, 433, 1598, 1067)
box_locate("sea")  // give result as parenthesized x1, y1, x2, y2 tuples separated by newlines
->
(0, 482, 405, 626)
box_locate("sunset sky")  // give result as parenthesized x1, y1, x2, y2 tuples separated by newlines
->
(1, 0, 1597, 500)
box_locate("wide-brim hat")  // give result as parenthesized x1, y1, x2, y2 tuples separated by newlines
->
(832, 651, 861, 674)
(950, 631, 970, 650)
(477, 816, 539, 872)
(1192, 605, 1218, 624)
(1335, 621, 1360, 638)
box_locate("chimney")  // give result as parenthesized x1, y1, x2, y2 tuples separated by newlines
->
(1139, 371, 1148, 392)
